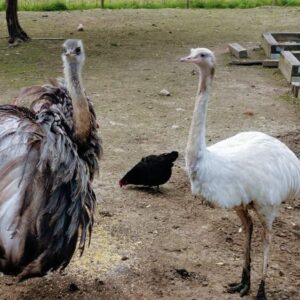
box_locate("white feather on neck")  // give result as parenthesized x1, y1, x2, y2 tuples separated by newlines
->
(186, 67, 212, 174)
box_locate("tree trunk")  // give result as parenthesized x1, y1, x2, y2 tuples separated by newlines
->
(6, 0, 30, 45)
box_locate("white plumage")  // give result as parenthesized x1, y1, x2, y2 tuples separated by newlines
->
(181, 48, 300, 300)
(192, 131, 300, 209)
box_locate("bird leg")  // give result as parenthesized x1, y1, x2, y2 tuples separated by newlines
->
(256, 227, 272, 300)
(254, 204, 276, 300)
(227, 208, 253, 297)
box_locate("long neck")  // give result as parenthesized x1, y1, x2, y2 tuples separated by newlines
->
(186, 66, 213, 168)
(64, 62, 91, 142)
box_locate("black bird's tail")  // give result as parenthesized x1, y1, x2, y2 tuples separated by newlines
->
(163, 151, 179, 163)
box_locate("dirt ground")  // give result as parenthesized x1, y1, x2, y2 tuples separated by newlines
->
(0, 7, 300, 300)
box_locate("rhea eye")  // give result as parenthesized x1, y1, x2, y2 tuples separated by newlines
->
(200, 53, 206, 58)
(75, 47, 81, 55)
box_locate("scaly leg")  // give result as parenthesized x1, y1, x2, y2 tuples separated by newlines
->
(256, 228, 272, 300)
(254, 205, 277, 300)
(227, 208, 253, 297)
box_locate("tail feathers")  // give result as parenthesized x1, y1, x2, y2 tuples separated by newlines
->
(141, 151, 179, 164)
(15, 78, 66, 106)
(14, 80, 73, 130)
(14, 84, 58, 109)
(164, 151, 179, 163)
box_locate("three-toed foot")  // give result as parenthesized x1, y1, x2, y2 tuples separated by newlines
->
(227, 281, 250, 297)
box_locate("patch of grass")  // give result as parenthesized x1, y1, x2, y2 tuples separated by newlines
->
(103, 0, 300, 9)
(0, 0, 95, 11)
(105, 0, 185, 9)
(191, 0, 300, 9)
(20, 1, 68, 11)
(0, 0, 299, 11)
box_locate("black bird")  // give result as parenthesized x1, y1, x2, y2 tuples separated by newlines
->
(119, 151, 178, 189)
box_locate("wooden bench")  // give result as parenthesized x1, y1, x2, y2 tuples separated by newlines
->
(262, 32, 300, 59)
(228, 43, 248, 59)
(279, 51, 300, 83)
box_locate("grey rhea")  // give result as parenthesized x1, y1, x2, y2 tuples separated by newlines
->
(0, 39, 102, 280)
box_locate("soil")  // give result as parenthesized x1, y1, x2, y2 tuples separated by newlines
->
(0, 7, 299, 300)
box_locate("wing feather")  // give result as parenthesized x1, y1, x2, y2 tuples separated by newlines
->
(0, 102, 98, 279)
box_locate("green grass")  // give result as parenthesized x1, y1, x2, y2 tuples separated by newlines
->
(0, 0, 299, 11)
(190, 0, 300, 8)
(19, 1, 68, 11)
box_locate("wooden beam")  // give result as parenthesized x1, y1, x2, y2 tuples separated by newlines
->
(279, 51, 300, 83)
(229, 60, 262, 66)
(32, 38, 65, 40)
(291, 82, 300, 98)
(262, 59, 279, 68)
(228, 43, 248, 59)
(262, 32, 300, 59)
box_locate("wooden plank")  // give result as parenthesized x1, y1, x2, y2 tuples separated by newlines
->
(262, 59, 278, 68)
(229, 60, 262, 66)
(279, 51, 300, 83)
(279, 51, 294, 83)
(284, 51, 300, 65)
(262, 32, 277, 57)
(291, 82, 300, 98)
(32, 38, 65, 40)
(262, 32, 300, 58)
(273, 32, 300, 43)
(263, 32, 278, 44)
(228, 43, 248, 59)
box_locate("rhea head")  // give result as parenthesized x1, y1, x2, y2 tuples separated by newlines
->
(180, 48, 216, 69)
(62, 39, 85, 69)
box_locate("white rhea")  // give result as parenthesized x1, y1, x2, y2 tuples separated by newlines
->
(181, 47, 300, 300)
(62, 39, 91, 143)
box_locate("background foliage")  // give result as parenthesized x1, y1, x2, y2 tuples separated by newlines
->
(0, 0, 299, 11)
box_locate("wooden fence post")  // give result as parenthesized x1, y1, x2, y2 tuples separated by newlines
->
(186, 0, 190, 9)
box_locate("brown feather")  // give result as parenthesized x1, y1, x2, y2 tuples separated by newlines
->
(0, 78, 102, 279)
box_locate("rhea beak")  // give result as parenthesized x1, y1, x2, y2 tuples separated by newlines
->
(180, 55, 193, 62)
(65, 51, 76, 58)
